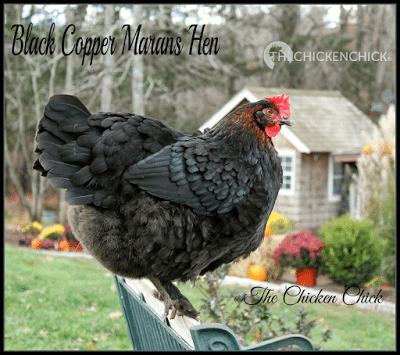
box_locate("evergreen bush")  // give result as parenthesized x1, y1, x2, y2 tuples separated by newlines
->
(319, 213, 383, 287)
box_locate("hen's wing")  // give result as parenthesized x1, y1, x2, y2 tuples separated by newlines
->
(34, 95, 188, 208)
(123, 138, 258, 216)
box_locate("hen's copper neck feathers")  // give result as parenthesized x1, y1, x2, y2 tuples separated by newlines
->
(207, 102, 276, 165)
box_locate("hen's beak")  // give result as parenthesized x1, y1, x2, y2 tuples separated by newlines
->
(279, 115, 293, 126)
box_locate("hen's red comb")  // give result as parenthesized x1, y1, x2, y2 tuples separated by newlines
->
(265, 94, 291, 118)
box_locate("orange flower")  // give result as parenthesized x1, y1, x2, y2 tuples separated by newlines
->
(31, 239, 41, 249)
(362, 145, 373, 154)
(264, 225, 272, 236)
(248, 265, 267, 281)
(59, 240, 70, 251)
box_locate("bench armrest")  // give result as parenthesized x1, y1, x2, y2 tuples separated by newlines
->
(244, 334, 314, 351)
(190, 324, 314, 351)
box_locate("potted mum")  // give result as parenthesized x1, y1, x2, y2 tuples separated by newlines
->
(20, 221, 43, 246)
(35, 224, 65, 250)
(273, 232, 325, 287)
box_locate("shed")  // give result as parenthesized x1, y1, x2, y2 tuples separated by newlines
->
(199, 87, 376, 232)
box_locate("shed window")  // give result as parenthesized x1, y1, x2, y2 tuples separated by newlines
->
(332, 161, 344, 195)
(328, 155, 344, 201)
(277, 150, 295, 195)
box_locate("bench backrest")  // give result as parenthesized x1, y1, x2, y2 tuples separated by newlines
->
(115, 276, 314, 351)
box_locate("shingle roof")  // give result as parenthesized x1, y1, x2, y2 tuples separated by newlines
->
(200, 87, 376, 155)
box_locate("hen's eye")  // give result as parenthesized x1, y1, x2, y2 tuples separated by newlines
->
(266, 108, 273, 115)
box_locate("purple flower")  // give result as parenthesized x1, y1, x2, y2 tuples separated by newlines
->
(273, 232, 325, 269)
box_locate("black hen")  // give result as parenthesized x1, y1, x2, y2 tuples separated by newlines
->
(33, 94, 293, 319)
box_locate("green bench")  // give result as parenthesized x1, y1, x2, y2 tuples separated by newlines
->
(115, 276, 314, 351)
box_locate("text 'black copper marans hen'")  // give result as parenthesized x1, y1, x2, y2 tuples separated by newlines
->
(33, 94, 293, 319)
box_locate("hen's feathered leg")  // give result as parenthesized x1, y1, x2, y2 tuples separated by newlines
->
(149, 277, 200, 320)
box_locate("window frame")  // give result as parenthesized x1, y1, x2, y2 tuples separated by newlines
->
(328, 155, 343, 202)
(277, 149, 296, 196)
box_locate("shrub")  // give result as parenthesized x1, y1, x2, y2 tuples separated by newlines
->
(374, 165, 395, 287)
(197, 264, 332, 349)
(273, 232, 325, 270)
(378, 191, 395, 286)
(319, 213, 383, 287)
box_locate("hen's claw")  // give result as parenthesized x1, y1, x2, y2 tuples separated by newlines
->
(169, 298, 200, 320)
(153, 288, 200, 320)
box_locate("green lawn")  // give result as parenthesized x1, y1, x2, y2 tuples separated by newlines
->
(5, 245, 396, 350)
(5, 245, 131, 350)
(178, 283, 396, 350)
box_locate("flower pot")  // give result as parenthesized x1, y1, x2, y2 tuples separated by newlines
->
(296, 268, 317, 287)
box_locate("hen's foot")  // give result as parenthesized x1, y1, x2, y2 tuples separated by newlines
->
(150, 278, 200, 321)
(167, 295, 200, 320)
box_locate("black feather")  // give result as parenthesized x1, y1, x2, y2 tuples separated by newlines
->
(89, 155, 107, 174)
(48, 95, 91, 118)
(40, 152, 80, 176)
(65, 188, 94, 205)
(57, 116, 90, 133)
(72, 166, 94, 186)
(36, 131, 64, 156)
(40, 116, 75, 143)
(47, 172, 74, 189)
(59, 142, 91, 164)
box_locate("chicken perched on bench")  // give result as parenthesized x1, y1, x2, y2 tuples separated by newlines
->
(33, 94, 292, 320)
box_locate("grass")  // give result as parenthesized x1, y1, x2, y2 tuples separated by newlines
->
(5, 245, 396, 350)
(5, 245, 131, 350)
(178, 282, 395, 350)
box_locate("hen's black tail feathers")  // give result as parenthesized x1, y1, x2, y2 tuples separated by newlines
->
(33, 95, 96, 205)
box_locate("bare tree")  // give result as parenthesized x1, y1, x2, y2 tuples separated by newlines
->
(101, 5, 115, 111)
(131, 5, 145, 115)
(5, 4, 64, 222)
